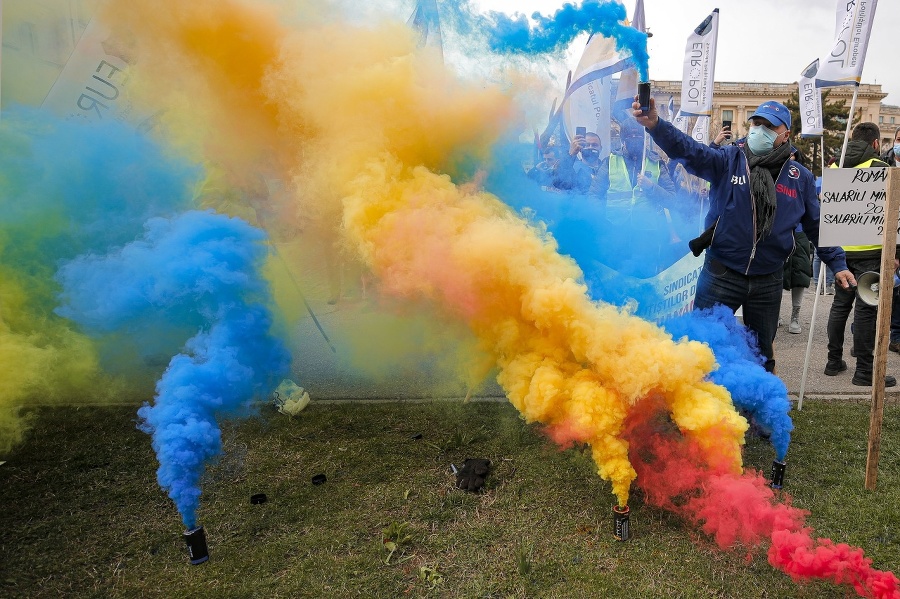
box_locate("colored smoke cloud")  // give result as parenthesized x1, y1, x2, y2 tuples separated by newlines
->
(625, 402, 899, 599)
(0, 108, 197, 453)
(484, 141, 793, 461)
(91, 0, 894, 591)
(467, 0, 649, 81)
(663, 306, 793, 461)
(57, 210, 290, 527)
(99, 0, 745, 509)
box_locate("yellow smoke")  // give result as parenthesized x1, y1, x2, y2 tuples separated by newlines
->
(100, 0, 748, 505)
(0, 274, 114, 453)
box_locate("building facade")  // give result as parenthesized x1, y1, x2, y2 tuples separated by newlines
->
(651, 80, 894, 145)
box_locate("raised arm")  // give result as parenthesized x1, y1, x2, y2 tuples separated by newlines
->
(631, 98, 727, 183)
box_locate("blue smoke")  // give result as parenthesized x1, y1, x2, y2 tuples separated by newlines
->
(57, 210, 291, 527)
(0, 107, 197, 316)
(469, 0, 648, 80)
(663, 306, 793, 460)
(483, 138, 792, 459)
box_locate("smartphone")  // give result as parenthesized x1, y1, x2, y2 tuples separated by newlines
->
(638, 82, 651, 114)
(575, 126, 587, 137)
(722, 120, 732, 138)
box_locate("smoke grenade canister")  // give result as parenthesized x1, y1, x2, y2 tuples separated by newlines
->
(613, 505, 631, 541)
(184, 525, 209, 565)
(771, 460, 786, 490)
(638, 82, 651, 115)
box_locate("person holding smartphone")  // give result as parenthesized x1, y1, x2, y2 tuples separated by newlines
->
(631, 97, 854, 374)
(710, 121, 732, 148)
(555, 127, 610, 201)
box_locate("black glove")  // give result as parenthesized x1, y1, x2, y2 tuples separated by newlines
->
(456, 458, 491, 492)
(688, 219, 718, 257)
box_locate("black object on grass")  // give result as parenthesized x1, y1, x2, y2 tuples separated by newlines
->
(456, 458, 491, 492)
(250, 493, 268, 504)
(184, 525, 209, 565)
(771, 460, 786, 489)
(312, 473, 327, 485)
(613, 505, 631, 542)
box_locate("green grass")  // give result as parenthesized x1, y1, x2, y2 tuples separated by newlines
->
(1, 400, 898, 598)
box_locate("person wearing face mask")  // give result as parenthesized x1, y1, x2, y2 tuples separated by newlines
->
(556, 130, 610, 200)
(881, 126, 900, 166)
(824, 122, 898, 387)
(632, 99, 854, 374)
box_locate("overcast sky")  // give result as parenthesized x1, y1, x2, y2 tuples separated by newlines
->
(476, 0, 900, 105)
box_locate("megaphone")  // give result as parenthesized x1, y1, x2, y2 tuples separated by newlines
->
(856, 271, 900, 306)
(856, 271, 881, 306)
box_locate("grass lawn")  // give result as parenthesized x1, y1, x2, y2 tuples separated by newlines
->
(1, 399, 898, 598)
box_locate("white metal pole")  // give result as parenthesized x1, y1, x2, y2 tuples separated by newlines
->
(799, 137, 829, 410)
(838, 86, 859, 168)
(798, 264, 826, 411)
(820, 135, 826, 174)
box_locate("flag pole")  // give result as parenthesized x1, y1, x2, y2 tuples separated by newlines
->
(807, 82, 860, 405)
(798, 136, 829, 411)
(798, 271, 825, 410)
(837, 85, 859, 168)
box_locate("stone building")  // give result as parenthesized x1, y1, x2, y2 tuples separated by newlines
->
(879, 104, 900, 143)
(651, 80, 895, 146)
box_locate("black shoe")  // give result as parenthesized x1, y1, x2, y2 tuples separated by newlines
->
(890, 342, 900, 354)
(851, 373, 898, 387)
(824, 360, 848, 376)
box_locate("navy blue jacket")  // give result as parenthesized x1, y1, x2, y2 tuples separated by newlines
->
(649, 119, 847, 276)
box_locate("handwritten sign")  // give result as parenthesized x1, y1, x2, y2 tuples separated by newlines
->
(819, 167, 896, 246)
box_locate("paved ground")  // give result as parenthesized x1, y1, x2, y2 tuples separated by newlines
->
(292, 283, 900, 403)
(772, 285, 900, 402)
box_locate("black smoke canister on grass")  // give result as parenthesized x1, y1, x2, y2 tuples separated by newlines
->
(184, 525, 209, 565)
(613, 505, 631, 541)
(771, 460, 786, 490)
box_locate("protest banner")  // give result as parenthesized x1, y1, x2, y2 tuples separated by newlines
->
(819, 167, 894, 246)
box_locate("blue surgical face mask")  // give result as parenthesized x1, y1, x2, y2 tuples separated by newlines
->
(893, 143, 900, 157)
(747, 125, 778, 156)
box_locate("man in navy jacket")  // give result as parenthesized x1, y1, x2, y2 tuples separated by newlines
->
(632, 98, 854, 373)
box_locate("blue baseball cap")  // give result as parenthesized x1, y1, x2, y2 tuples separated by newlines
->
(750, 101, 791, 129)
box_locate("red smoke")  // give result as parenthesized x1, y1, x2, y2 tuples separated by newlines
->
(623, 399, 899, 599)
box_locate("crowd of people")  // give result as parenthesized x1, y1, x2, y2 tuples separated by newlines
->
(526, 115, 706, 276)
(522, 101, 900, 387)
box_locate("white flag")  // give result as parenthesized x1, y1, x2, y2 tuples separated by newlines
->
(672, 110, 690, 135)
(561, 33, 630, 160)
(612, 0, 645, 118)
(41, 18, 138, 123)
(679, 9, 719, 117)
(631, 0, 646, 33)
(815, 0, 877, 87)
(691, 115, 710, 146)
(407, 0, 443, 60)
(798, 60, 824, 137)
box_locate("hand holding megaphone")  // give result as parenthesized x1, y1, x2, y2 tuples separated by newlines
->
(855, 270, 900, 307)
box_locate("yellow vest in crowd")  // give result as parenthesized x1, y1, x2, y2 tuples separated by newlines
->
(608, 155, 661, 207)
